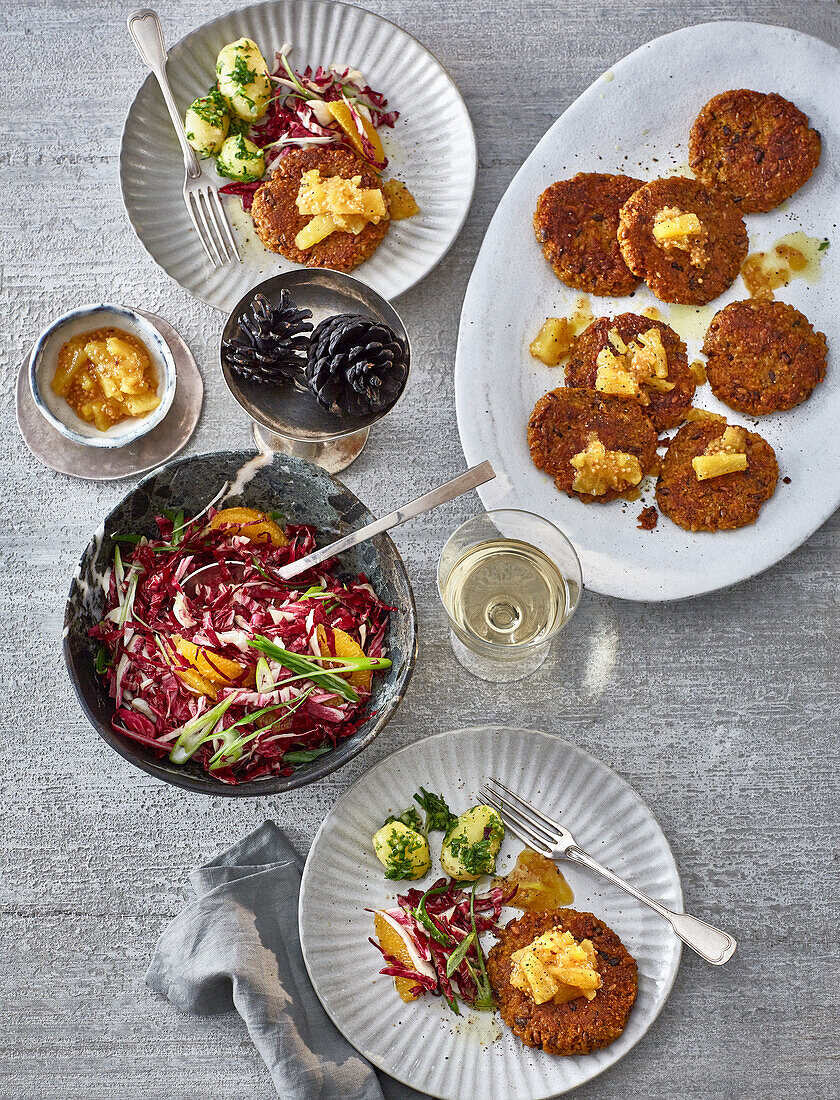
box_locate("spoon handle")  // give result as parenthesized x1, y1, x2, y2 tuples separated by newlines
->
(276, 461, 496, 581)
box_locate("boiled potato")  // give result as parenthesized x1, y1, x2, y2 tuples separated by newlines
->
(185, 91, 230, 158)
(372, 820, 431, 881)
(440, 805, 504, 881)
(216, 133, 266, 182)
(216, 38, 271, 122)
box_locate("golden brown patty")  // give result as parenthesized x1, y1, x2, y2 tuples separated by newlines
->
(689, 89, 822, 214)
(702, 299, 828, 415)
(656, 419, 778, 532)
(250, 146, 389, 271)
(565, 313, 695, 431)
(487, 910, 638, 1057)
(527, 387, 659, 503)
(534, 173, 644, 296)
(617, 176, 748, 305)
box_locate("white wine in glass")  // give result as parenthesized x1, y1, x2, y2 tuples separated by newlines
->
(437, 510, 582, 682)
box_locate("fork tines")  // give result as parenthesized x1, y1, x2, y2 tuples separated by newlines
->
(185, 183, 241, 267)
(481, 777, 564, 856)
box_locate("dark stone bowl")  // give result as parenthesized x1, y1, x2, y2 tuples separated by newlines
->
(63, 450, 418, 796)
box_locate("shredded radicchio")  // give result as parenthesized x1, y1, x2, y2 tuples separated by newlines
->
(91, 510, 392, 783)
(219, 53, 398, 210)
(368, 878, 516, 1011)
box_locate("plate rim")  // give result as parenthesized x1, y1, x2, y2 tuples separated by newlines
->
(118, 0, 478, 308)
(454, 19, 840, 603)
(299, 723, 683, 1100)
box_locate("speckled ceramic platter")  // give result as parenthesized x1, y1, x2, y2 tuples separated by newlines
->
(15, 309, 203, 480)
(62, 450, 417, 795)
(300, 726, 682, 1100)
(455, 22, 840, 601)
(120, 0, 476, 309)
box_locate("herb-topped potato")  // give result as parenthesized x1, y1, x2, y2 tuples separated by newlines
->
(184, 89, 230, 158)
(372, 820, 431, 881)
(216, 38, 272, 123)
(440, 805, 505, 881)
(216, 134, 266, 182)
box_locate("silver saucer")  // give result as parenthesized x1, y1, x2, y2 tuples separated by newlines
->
(15, 309, 203, 481)
(220, 269, 410, 473)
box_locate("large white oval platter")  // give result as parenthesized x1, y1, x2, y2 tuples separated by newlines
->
(120, 0, 476, 309)
(455, 22, 840, 601)
(299, 726, 682, 1100)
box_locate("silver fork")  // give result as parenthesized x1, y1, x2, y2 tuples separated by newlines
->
(127, 9, 241, 267)
(482, 777, 736, 965)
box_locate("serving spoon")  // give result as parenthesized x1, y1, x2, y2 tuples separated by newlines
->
(183, 461, 495, 593)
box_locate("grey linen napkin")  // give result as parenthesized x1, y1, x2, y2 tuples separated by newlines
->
(146, 821, 424, 1100)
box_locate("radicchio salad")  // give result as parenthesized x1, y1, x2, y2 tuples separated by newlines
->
(91, 504, 392, 783)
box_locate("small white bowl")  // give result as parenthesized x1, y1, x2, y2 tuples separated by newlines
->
(29, 304, 177, 449)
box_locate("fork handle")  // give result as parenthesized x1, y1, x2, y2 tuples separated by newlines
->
(566, 846, 737, 965)
(127, 9, 201, 179)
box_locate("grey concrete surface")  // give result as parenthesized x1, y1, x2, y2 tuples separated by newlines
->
(1, 1, 838, 1097)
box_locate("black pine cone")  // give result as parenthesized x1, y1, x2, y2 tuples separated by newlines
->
(306, 314, 409, 418)
(222, 291, 313, 385)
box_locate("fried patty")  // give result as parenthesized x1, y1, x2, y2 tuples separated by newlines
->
(617, 176, 748, 305)
(527, 387, 659, 503)
(250, 146, 389, 271)
(702, 299, 827, 415)
(565, 313, 695, 431)
(656, 419, 778, 531)
(487, 910, 638, 1057)
(689, 89, 822, 214)
(534, 173, 644, 296)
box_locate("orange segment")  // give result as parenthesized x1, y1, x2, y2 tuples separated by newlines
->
(316, 624, 372, 692)
(209, 507, 287, 546)
(172, 636, 252, 688)
(175, 666, 218, 699)
(374, 911, 420, 1002)
(326, 100, 385, 165)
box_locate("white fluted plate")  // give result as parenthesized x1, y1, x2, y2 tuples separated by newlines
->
(299, 726, 682, 1099)
(455, 22, 840, 601)
(120, 0, 476, 309)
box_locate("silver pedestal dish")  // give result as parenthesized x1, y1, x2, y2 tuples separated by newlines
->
(221, 269, 410, 473)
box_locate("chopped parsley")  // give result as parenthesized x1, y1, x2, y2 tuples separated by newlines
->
(230, 54, 258, 87)
(414, 788, 457, 832)
(381, 825, 427, 881)
(445, 819, 504, 877)
(385, 806, 425, 833)
(818, 239, 830, 252)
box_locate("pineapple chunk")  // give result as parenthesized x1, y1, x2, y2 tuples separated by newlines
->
(295, 214, 339, 250)
(633, 328, 669, 379)
(122, 392, 161, 416)
(653, 207, 703, 243)
(606, 328, 628, 354)
(692, 453, 748, 480)
(51, 339, 89, 396)
(707, 425, 747, 455)
(685, 407, 726, 424)
(570, 436, 643, 496)
(529, 317, 573, 366)
(325, 100, 385, 164)
(382, 179, 419, 220)
(510, 928, 601, 1005)
(595, 347, 639, 397)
